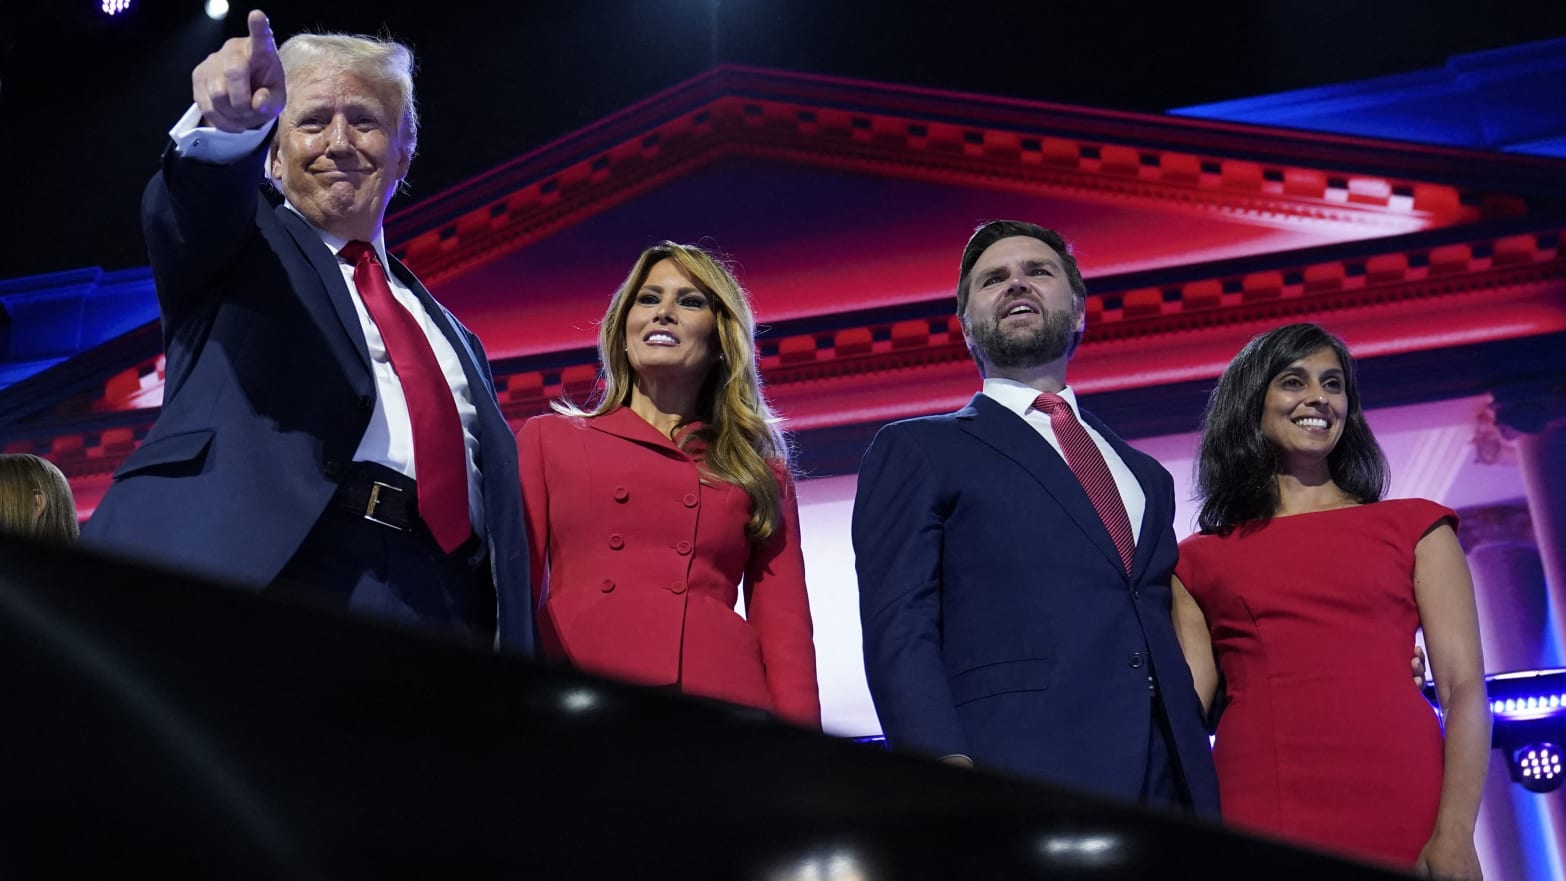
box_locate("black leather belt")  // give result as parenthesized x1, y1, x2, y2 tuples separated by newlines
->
(330, 461, 484, 561)
(330, 462, 427, 534)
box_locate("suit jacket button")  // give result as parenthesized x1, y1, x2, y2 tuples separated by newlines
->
(1129, 652, 1145, 669)
(608, 533, 624, 550)
(323, 460, 344, 479)
(682, 493, 698, 508)
(675, 540, 692, 555)
(358, 395, 373, 411)
(613, 486, 629, 502)
(600, 578, 615, 593)
(668, 581, 687, 595)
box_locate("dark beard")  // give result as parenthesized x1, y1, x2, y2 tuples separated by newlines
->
(967, 306, 1080, 370)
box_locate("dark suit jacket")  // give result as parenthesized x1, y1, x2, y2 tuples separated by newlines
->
(82, 141, 532, 653)
(853, 393, 1217, 815)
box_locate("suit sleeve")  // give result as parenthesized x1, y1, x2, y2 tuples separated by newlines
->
(852, 424, 966, 758)
(142, 138, 273, 322)
(517, 416, 551, 610)
(744, 466, 822, 728)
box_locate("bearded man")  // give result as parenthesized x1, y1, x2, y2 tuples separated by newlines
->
(851, 220, 1218, 815)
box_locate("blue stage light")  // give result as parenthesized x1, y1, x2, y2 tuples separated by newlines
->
(1490, 670, 1566, 793)
(101, 0, 132, 15)
(1513, 744, 1564, 794)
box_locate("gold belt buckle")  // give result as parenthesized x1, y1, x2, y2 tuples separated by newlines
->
(364, 480, 405, 530)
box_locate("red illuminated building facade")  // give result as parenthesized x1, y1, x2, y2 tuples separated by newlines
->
(1, 60, 1564, 879)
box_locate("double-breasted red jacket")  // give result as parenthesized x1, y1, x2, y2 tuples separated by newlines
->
(518, 407, 820, 727)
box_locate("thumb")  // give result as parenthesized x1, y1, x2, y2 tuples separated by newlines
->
(251, 86, 276, 115)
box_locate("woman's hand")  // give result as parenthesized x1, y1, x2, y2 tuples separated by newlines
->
(1415, 831, 1482, 880)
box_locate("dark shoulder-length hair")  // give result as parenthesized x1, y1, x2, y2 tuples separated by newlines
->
(1194, 322, 1388, 535)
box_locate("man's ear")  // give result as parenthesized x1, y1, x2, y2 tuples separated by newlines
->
(394, 142, 413, 186)
(958, 314, 988, 379)
(268, 141, 282, 183)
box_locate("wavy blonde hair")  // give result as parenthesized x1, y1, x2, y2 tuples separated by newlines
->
(555, 242, 790, 540)
(0, 454, 79, 544)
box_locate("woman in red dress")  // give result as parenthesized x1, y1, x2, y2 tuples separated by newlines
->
(1172, 323, 1489, 878)
(517, 242, 819, 727)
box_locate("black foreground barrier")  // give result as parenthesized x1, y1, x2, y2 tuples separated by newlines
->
(0, 535, 1412, 880)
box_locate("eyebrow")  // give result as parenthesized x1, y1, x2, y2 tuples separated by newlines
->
(639, 284, 706, 297)
(975, 257, 1060, 278)
(1276, 365, 1345, 377)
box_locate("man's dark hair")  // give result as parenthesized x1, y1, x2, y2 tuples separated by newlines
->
(955, 220, 1087, 319)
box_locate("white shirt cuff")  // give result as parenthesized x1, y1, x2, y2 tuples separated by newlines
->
(168, 103, 276, 163)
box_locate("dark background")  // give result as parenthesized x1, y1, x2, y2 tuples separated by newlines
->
(4, 0, 1566, 278)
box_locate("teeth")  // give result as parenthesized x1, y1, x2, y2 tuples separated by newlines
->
(1006, 304, 1036, 315)
(1294, 417, 1328, 429)
(646, 333, 677, 344)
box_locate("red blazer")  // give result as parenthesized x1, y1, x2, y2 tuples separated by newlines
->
(518, 408, 820, 727)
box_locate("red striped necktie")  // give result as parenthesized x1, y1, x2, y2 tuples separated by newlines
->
(1032, 392, 1135, 573)
(339, 241, 471, 553)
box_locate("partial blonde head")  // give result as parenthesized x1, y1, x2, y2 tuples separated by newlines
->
(0, 454, 79, 544)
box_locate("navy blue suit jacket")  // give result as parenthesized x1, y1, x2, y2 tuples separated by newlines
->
(82, 142, 533, 653)
(853, 393, 1217, 815)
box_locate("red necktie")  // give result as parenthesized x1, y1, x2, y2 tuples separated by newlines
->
(340, 241, 471, 553)
(1032, 392, 1136, 574)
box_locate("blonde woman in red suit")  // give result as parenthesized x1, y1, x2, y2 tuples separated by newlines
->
(517, 242, 820, 727)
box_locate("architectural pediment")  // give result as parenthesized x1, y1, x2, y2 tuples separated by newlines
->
(1, 65, 1563, 511)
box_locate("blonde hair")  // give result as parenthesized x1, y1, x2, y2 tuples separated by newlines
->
(275, 32, 419, 160)
(556, 242, 791, 540)
(0, 454, 79, 544)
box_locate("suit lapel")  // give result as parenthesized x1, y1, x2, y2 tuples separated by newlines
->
(275, 206, 372, 374)
(585, 406, 695, 458)
(387, 255, 494, 404)
(957, 394, 1125, 576)
(1080, 406, 1164, 583)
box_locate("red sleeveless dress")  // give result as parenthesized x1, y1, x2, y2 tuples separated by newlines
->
(1175, 499, 1454, 868)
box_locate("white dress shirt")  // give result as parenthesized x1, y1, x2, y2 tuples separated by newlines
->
(168, 106, 485, 535)
(981, 377, 1145, 542)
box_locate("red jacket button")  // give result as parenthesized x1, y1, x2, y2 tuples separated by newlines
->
(613, 486, 629, 502)
(600, 578, 615, 593)
(608, 533, 624, 550)
(669, 581, 687, 594)
(676, 540, 692, 555)
(682, 493, 698, 508)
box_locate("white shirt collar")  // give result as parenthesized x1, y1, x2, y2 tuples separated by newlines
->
(282, 200, 388, 264)
(982, 376, 1083, 420)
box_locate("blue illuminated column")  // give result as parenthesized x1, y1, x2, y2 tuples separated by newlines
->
(1501, 398, 1566, 645)
(1458, 502, 1551, 880)
(1461, 504, 1554, 674)
(1468, 389, 1566, 881)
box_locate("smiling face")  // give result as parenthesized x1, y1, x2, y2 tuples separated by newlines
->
(1260, 345, 1349, 473)
(269, 66, 410, 242)
(959, 236, 1085, 374)
(624, 258, 719, 388)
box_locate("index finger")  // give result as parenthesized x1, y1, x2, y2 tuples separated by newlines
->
(246, 9, 275, 56)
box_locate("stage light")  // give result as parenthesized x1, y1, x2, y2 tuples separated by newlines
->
(101, 0, 132, 15)
(1492, 692, 1566, 721)
(1489, 669, 1566, 793)
(204, 0, 229, 20)
(1511, 743, 1564, 794)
